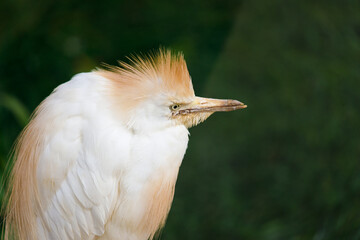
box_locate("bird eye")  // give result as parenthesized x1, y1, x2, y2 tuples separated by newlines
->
(170, 104, 180, 111)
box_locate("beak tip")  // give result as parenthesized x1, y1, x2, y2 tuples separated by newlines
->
(231, 100, 247, 109)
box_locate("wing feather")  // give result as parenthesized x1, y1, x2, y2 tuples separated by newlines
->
(34, 77, 118, 239)
(38, 144, 116, 239)
(6, 74, 121, 240)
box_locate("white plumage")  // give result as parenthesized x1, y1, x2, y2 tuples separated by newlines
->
(4, 50, 246, 240)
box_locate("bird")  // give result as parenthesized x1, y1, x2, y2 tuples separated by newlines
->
(4, 49, 247, 240)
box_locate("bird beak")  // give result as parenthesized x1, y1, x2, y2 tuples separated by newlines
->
(177, 96, 247, 115)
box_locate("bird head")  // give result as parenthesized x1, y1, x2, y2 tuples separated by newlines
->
(97, 49, 246, 132)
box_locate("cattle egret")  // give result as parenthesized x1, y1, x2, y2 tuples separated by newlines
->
(4, 49, 247, 240)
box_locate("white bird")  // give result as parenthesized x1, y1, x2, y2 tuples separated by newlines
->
(4, 49, 246, 240)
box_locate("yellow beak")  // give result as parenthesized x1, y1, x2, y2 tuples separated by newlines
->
(177, 96, 247, 115)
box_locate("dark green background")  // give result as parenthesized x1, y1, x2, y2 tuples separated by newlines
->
(1, 0, 360, 239)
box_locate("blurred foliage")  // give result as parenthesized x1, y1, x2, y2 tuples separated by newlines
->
(0, 93, 29, 126)
(1, 0, 360, 239)
(0, 92, 28, 201)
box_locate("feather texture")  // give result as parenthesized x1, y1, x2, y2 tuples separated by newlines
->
(97, 49, 195, 127)
(5, 50, 193, 240)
